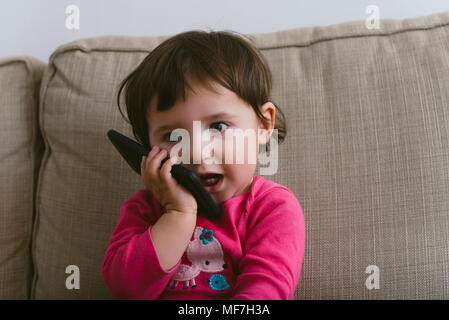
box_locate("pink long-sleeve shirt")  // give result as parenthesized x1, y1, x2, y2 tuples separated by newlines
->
(102, 175, 305, 300)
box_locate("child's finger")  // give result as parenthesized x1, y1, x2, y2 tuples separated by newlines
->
(149, 148, 166, 169)
(141, 156, 146, 170)
(146, 149, 167, 184)
(147, 146, 159, 161)
(160, 156, 178, 188)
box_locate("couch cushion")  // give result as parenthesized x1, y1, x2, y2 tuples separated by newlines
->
(33, 11, 449, 299)
(0, 56, 45, 299)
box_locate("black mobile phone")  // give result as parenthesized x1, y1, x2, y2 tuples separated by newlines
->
(107, 129, 222, 220)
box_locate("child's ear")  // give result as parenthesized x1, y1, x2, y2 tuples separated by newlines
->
(258, 102, 276, 144)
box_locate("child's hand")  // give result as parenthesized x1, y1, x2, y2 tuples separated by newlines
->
(141, 146, 198, 216)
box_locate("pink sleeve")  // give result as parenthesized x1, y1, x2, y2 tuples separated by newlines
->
(101, 196, 180, 299)
(231, 188, 305, 300)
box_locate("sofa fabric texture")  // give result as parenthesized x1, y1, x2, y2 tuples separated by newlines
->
(0, 56, 45, 299)
(1, 11, 448, 299)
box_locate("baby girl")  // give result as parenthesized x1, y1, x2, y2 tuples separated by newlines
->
(102, 30, 305, 300)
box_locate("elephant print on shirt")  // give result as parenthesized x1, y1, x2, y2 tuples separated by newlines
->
(167, 226, 230, 291)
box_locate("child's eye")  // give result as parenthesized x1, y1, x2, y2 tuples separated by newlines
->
(162, 122, 228, 141)
(210, 122, 229, 133)
(162, 133, 170, 141)
(162, 133, 181, 142)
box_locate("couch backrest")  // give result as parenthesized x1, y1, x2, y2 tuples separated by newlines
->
(3, 11, 448, 299)
(0, 56, 45, 299)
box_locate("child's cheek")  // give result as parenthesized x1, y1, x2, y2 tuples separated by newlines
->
(222, 132, 235, 164)
(208, 130, 258, 165)
(222, 130, 252, 165)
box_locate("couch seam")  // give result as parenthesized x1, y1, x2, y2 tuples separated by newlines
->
(45, 18, 449, 61)
(29, 58, 57, 300)
(27, 58, 40, 301)
(257, 21, 449, 50)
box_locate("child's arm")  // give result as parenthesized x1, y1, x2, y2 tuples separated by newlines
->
(101, 195, 195, 299)
(150, 209, 196, 270)
(230, 188, 305, 300)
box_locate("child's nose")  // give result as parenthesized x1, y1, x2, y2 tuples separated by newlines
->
(192, 134, 222, 164)
(171, 130, 223, 165)
(182, 140, 210, 164)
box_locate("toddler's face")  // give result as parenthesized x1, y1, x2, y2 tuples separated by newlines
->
(146, 79, 274, 204)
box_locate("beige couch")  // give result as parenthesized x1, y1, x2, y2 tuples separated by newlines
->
(1, 11, 449, 300)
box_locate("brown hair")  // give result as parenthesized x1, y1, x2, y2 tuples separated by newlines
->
(117, 29, 286, 152)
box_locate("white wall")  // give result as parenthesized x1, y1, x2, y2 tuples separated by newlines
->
(1, 0, 449, 62)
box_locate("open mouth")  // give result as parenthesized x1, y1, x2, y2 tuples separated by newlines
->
(199, 173, 223, 187)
